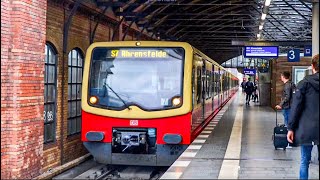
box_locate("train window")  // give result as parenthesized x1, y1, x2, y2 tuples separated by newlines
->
(44, 43, 57, 144)
(67, 48, 84, 136)
(88, 47, 184, 110)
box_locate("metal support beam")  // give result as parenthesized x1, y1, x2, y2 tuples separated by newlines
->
(90, 6, 108, 44)
(136, 22, 148, 41)
(283, 0, 309, 21)
(122, 19, 137, 41)
(231, 40, 312, 46)
(63, 0, 82, 53)
(111, 16, 125, 41)
(61, 0, 82, 166)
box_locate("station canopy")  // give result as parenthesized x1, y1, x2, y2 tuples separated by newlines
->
(91, 0, 313, 64)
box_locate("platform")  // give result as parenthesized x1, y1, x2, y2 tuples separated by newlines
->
(161, 92, 319, 179)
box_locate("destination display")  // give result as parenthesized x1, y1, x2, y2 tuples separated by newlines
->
(109, 49, 168, 58)
(244, 46, 278, 58)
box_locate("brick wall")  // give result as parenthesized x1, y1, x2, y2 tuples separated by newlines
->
(2, 0, 155, 178)
(41, 0, 155, 173)
(271, 56, 312, 109)
(1, 0, 47, 179)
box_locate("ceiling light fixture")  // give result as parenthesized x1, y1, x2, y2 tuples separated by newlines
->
(259, 25, 263, 30)
(265, 0, 272, 7)
(261, 13, 267, 20)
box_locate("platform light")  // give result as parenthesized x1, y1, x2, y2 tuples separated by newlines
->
(257, 34, 261, 38)
(261, 13, 267, 20)
(265, 0, 272, 7)
(259, 25, 263, 30)
(136, 41, 141, 46)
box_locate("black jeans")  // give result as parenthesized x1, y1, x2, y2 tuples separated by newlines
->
(246, 93, 252, 102)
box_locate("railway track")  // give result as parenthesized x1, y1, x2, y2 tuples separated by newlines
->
(53, 160, 168, 180)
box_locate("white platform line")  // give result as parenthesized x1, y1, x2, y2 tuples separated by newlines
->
(201, 130, 212, 134)
(171, 161, 191, 167)
(180, 152, 197, 158)
(160, 172, 182, 179)
(187, 145, 202, 150)
(218, 98, 243, 179)
(192, 139, 206, 143)
(198, 134, 209, 138)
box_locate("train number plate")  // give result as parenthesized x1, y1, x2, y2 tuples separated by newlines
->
(130, 120, 138, 126)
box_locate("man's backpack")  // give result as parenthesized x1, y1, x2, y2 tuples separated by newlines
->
(245, 81, 254, 93)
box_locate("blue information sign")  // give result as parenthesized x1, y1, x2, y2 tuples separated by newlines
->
(243, 68, 256, 75)
(288, 49, 300, 62)
(244, 46, 278, 58)
(304, 45, 312, 57)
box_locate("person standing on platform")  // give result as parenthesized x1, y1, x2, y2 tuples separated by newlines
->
(252, 81, 259, 102)
(241, 80, 246, 93)
(275, 71, 295, 127)
(287, 54, 319, 180)
(244, 77, 254, 105)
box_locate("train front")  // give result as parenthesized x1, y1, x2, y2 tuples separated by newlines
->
(81, 41, 193, 166)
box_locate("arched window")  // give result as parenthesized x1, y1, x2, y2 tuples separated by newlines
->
(68, 48, 84, 136)
(44, 43, 57, 144)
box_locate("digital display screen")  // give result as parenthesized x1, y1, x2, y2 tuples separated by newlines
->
(243, 68, 256, 75)
(244, 46, 278, 58)
(107, 49, 168, 58)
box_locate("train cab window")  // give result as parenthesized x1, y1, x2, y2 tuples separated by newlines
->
(88, 47, 184, 111)
(67, 48, 83, 136)
(44, 43, 57, 144)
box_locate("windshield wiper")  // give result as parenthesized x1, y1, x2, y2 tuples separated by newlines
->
(104, 83, 131, 110)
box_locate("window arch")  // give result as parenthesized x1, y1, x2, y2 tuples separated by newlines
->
(67, 48, 84, 136)
(44, 43, 58, 144)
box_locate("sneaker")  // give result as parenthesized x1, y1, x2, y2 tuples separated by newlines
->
(286, 145, 293, 148)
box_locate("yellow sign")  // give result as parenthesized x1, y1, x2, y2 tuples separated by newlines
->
(110, 50, 167, 58)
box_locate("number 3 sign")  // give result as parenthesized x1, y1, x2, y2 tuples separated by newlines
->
(287, 49, 300, 62)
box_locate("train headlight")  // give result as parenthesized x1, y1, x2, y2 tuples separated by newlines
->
(172, 97, 182, 107)
(89, 96, 98, 104)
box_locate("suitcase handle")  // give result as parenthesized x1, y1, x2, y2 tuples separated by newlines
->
(275, 109, 278, 126)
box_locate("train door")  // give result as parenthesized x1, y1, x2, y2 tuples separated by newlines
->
(218, 67, 221, 107)
(212, 65, 215, 111)
(227, 74, 229, 98)
(192, 65, 195, 109)
(201, 60, 206, 120)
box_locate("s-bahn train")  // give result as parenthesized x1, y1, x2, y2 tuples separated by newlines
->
(81, 41, 238, 166)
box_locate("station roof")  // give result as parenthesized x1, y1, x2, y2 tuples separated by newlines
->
(91, 0, 314, 64)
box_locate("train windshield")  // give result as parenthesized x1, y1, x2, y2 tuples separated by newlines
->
(88, 47, 185, 111)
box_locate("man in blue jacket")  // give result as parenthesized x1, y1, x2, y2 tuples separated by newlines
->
(287, 54, 319, 180)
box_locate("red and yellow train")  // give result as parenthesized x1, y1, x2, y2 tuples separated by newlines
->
(81, 41, 238, 166)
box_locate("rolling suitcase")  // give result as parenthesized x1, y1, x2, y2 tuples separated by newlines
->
(273, 110, 288, 150)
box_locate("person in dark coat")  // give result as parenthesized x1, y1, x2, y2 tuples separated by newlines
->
(287, 54, 319, 180)
(244, 77, 254, 105)
(275, 71, 295, 128)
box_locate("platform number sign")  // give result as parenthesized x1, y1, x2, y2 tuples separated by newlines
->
(287, 49, 300, 62)
(304, 45, 312, 57)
